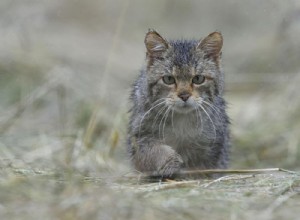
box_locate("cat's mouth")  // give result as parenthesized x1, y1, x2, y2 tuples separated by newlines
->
(172, 102, 195, 113)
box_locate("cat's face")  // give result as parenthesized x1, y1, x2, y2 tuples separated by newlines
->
(145, 30, 223, 114)
(154, 66, 212, 113)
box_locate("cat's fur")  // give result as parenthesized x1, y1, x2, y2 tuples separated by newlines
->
(128, 30, 230, 178)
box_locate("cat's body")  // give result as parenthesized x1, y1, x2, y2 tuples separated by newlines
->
(128, 30, 230, 178)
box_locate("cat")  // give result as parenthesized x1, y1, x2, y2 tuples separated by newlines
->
(127, 30, 230, 178)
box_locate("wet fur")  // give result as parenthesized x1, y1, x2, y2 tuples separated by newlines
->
(128, 31, 230, 178)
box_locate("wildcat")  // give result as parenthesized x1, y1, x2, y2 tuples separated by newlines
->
(127, 30, 230, 178)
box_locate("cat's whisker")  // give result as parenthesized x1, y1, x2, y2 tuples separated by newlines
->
(193, 105, 199, 128)
(171, 108, 175, 132)
(201, 100, 223, 121)
(152, 98, 168, 106)
(194, 105, 203, 136)
(201, 100, 222, 113)
(138, 100, 166, 137)
(162, 107, 172, 142)
(198, 103, 217, 142)
(152, 105, 169, 132)
(158, 106, 171, 141)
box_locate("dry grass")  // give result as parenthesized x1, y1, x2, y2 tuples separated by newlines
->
(0, 0, 300, 219)
(0, 163, 299, 219)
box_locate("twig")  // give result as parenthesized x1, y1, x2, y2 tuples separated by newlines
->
(124, 168, 297, 180)
(179, 168, 297, 175)
(144, 180, 200, 191)
(120, 174, 255, 191)
(200, 174, 255, 188)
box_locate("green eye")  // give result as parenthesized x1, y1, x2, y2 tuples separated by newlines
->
(192, 75, 205, 85)
(162, 75, 176, 85)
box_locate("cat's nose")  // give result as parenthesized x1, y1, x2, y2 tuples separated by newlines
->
(178, 93, 191, 102)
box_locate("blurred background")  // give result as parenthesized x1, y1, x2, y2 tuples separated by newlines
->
(0, 0, 300, 176)
(1, 1, 300, 219)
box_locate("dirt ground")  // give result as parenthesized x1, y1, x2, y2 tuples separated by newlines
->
(0, 1, 300, 219)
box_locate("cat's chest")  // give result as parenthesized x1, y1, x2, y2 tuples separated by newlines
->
(163, 114, 203, 147)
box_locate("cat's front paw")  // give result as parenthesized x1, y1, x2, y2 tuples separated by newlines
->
(157, 153, 183, 178)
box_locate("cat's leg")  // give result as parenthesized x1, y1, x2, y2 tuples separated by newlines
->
(131, 139, 183, 178)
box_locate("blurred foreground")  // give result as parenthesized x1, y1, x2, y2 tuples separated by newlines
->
(0, 0, 300, 219)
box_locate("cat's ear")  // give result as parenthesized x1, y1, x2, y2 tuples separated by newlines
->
(197, 32, 223, 59)
(144, 30, 168, 62)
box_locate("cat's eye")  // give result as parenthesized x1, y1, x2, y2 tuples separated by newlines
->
(192, 75, 205, 85)
(162, 75, 176, 85)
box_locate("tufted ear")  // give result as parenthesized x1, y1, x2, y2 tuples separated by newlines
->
(144, 30, 168, 62)
(197, 32, 223, 59)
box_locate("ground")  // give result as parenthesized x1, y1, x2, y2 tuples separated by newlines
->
(1, 163, 299, 219)
(0, 1, 300, 219)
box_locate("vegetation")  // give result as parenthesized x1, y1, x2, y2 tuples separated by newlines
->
(0, 0, 299, 219)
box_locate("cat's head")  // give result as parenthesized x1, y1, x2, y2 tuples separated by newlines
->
(144, 30, 223, 113)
